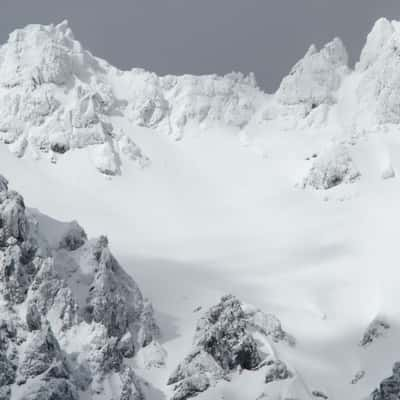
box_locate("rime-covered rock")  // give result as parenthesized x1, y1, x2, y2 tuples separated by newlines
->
(193, 295, 261, 371)
(303, 144, 360, 190)
(18, 379, 78, 400)
(168, 295, 293, 400)
(0, 22, 266, 173)
(0, 22, 149, 175)
(243, 305, 295, 345)
(58, 221, 87, 251)
(0, 175, 8, 192)
(370, 362, 400, 400)
(0, 175, 161, 399)
(0, 352, 16, 386)
(356, 19, 400, 128)
(276, 38, 349, 108)
(264, 359, 292, 384)
(360, 318, 390, 347)
(17, 323, 66, 382)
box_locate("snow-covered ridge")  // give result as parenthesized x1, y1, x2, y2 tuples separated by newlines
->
(0, 21, 264, 174)
(0, 18, 398, 176)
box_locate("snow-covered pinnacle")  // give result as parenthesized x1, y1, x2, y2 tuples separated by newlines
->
(357, 18, 394, 72)
(276, 37, 349, 107)
(353, 17, 400, 130)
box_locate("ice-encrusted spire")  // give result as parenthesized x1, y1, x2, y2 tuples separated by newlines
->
(355, 18, 400, 126)
(357, 17, 395, 71)
(276, 37, 349, 107)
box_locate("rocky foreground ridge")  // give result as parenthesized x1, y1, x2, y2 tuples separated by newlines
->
(0, 174, 160, 399)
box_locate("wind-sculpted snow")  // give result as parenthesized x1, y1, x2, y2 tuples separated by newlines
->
(168, 295, 294, 400)
(0, 175, 160, 399)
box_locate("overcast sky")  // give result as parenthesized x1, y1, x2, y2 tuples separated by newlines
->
(1, 0, 399, 91)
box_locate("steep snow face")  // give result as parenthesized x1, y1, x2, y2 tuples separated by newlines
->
(355, 18, 400, 129)
(0, 175, 160, 400)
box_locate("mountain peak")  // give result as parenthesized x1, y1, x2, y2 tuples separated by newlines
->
(275, 37, 348, 107)
(357, 17, 394, 71)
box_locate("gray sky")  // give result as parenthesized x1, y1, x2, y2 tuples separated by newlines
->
(1, 0, 399, 91)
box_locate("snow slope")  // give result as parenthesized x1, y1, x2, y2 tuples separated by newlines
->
(2, 17, 400, 400)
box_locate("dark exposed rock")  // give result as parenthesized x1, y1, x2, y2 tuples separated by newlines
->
(265, 360, 292, 384)
(0, 190, 27, 242)
(0, 386, 11, 400)
(120, 365, 144, 400)
(50, 142, 70, 154)
(26, 302, 42, 331)
(371, 362, 400, 400)
(0, 352, 16, 386)
(351, 370, 365, 385)
(17, 324, 66, 382)
(58, 222, 87, 251)
(194, 295, 261, 370)
(85, 240, 148, 339)
(0, 175, 8, 192)
(0, 176, 161, 399)
(171, 374, 210, 400)
(28, 259, 78, 332)
(360, 318, 390, 347)
(312, 390, 328, 399)
(20, 379, 78, 400)
(168, 295, 293, 400)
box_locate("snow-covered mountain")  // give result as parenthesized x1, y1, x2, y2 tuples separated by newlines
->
(1, 17, 400, 400)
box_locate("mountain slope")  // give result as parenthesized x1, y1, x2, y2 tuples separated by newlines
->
(1, 17, 400, 400)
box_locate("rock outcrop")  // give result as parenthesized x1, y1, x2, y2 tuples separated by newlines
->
(303, 144, 360, 190)
(370, 362, 400, 400)
(168, 295, 294, 400)
(360, 318, 390, 347)
(0, 174, 160, 399)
